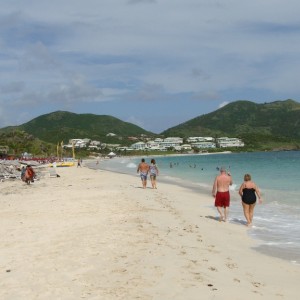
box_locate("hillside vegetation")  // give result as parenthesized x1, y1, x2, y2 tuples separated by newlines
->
(1, 100, 300, 155)
(1, 111, 154, 145)
(0, 130, 55, 157)
(161, 99, 300, 150)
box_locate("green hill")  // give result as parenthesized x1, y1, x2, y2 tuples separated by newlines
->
(1, 111, 154, 144)
(1, 100, 300, 155)
(161, 99, 300, 150)
(161, 99, 300, 138)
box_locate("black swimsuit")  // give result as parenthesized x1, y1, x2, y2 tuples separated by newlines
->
(242, 188, 257, 205)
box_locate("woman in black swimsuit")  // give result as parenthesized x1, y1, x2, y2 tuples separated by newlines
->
(239, 174, 262, 226)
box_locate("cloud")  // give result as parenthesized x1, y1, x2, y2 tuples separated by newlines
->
(128, 84, 165, 102)
(125, 116, 145, 129)
(0, 81, 25, 94)
(19, 42, 60, 71)
(218, 101, 229, 108)
(192, 91, 220, 101)
(0, 0, 299, 132)
(127, 0, 156, 4)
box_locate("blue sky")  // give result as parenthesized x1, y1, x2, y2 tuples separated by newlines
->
(0, 0, 300, 133)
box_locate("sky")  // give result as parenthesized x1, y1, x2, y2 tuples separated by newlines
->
(1, 0, 300, 134)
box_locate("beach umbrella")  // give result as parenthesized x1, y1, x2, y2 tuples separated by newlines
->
(107, 152, 116, 157)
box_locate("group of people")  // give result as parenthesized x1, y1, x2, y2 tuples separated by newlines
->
(136, 158, 159, 189)
(212, 166, 262, 226)
(137, 158, 262, 226)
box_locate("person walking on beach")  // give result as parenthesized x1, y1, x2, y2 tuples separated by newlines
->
(239, 174, 262, 227)
(149, 158, 159, 189)
(77, 158, 81, 168)
(137, 158, 149, 189)
(212, 166, 232, 222)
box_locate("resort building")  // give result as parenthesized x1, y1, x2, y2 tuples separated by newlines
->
(131, 142, 146, 150)
(90, 140, 101, 146)
(217, 137, 244, 148)
(180, 144, 192, 151)
(191, 142, 216, 149)
(164, 137, 183, 144)
(68, 139, 87, 148)
(106, 133, 116, 137)
(88, 141, 101, 150)
(154, 138, 164, 143)
(186, 137, 214, 143)
(116, 146, 133, 152)
(65, 135, 244, 152)
(155, 137, 183, 150)
(146, 141, 161, 150)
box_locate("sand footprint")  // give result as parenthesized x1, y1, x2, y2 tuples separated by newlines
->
(206, 244, 220, 254)
(252, 281, 264, 288)
(182, 225, 194, 233)
(226, 262, 238, 269)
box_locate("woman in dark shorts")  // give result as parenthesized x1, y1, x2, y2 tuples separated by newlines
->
(239, 174, 262, 226)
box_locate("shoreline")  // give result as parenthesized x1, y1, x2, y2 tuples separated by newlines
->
(87, 158, 300, 266)
(1, 165, 299, 299)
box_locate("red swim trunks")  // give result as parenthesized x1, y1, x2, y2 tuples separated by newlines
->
(215, 191, 230, 207)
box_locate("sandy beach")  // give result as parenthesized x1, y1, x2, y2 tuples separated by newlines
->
(0, 164, 299, 300)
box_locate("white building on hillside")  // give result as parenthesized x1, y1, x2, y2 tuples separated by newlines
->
(159, 140, 182, 149)
(131, 142, 146, 150)
(146, 141, 160, 150)
(153, 137, 183, 150)
(191, 142, 216, 149)
(164, 137, 183, 144)
(154, 138, 164, 143)
(186, 137, 214, 143)
(90, 140, 101, 146)
(217, 137, 244, 148)
(181, 144, 192, 151)
(68, 139, 87, 148)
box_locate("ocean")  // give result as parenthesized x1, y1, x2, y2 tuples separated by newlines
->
(86, 151, 300, 265)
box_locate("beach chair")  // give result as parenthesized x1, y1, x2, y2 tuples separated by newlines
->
(49, 168, 58, 178)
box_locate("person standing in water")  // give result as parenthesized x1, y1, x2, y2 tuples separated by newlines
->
(149, 159, 159, 189)
(212, 166, 233, 222)
(239, 173, 262, 226)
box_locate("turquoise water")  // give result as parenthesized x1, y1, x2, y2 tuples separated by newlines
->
(87, 151, 300, 264)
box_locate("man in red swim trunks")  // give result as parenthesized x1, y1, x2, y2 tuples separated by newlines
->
(212, 166, 233, 222)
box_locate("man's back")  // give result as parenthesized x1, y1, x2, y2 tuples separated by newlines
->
(138, 162, 149, 173)
(212, 168, 233, 221)
(215, 173, 232, 192)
